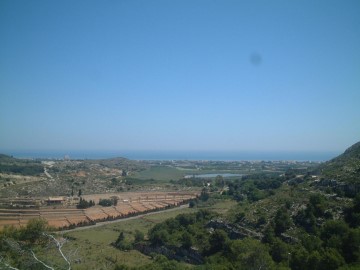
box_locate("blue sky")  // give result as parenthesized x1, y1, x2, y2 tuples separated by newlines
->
(0, 0, 359, 153)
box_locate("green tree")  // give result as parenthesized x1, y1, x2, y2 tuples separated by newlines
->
(77, 197, 93, 209)
(300, 234, 322, 253)
(116, 231, 125, 244)
(274, 208, 292, 236)
(200, 188, 209, 201)
(319, 248, 345, 270)
(189, 199, 196, 208)
(114, 231, 131, 250)
(345, 193, 360, 227)
(177, 213, 195, 227)
(270, 238, 291, 263)
(247, 187, 266, 202)
(149, 229, 169, 246)
(21, 218, 48, 244)
(307, 251, 322, 270)
(290, 245, 309, 270)
(111, 196, 119, 206)
(99, 198, 114, 206)
(208, 230, 228, 255)
(227, 238, 275, 270)
(215, 175, 225, 188)
(341, 228, 360, 263)
(181, 231, 194, 249)
(262, 223, 276, 244)
(294, 207, 317, 233)
(309, 194, 326, 217)
(321, 220, 349, 250)
(134, 230, 144, 243)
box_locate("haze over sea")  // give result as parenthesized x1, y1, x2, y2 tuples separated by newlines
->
(5, 150, 339, 162)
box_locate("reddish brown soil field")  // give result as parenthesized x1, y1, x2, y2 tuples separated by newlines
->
(0, 191, 198, 230)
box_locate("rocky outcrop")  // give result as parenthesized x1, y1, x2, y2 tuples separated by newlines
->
(206, 218, 263, 240)
(135, 244, 204, 264)
(316, 178, 360, 197)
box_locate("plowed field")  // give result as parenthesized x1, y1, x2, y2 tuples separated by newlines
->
(0, 191, 198, 230)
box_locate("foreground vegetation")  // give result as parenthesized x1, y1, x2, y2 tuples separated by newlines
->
(2, 188, 359, 269)
(109, 189, 360, 270)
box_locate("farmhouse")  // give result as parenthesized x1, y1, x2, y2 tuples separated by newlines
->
(46, 197, 65, 205)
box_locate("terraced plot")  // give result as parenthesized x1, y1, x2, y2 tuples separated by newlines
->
(0, 191, 198, 230)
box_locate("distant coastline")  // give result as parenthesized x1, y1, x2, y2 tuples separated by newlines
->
(2, 150, 339, 162)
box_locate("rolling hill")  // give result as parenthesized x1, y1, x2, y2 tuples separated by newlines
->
(320, 141, 360, 184)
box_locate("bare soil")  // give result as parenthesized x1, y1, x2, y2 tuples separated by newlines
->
(0, 191, 198, 230)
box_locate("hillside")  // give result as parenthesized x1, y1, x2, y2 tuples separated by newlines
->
(0, 154, 16, 162)
(0, 154, 43, 176)
(0, 154, 150, 198)
(85, 157, 148, 171)
(320, 141, 360, 184)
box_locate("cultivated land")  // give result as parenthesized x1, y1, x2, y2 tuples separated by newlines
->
(0, 155, 318, 232)
(0, 191, 198, 230)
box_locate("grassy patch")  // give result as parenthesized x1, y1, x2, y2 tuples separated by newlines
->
(204, 199, 238, 215)
(141, 207, 197, 223)
(62, 207, 197, 269)
(132, 166, 186, 181)
(62, 226, 151, 269)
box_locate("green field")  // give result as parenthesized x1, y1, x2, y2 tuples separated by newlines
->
(62, 206, 198, 269)
(132, 166, 188, 181)
(132, 165, 247, 182)
(201, 199, 238, 215)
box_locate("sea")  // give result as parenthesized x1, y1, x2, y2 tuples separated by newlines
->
(2, 150, 340, 162)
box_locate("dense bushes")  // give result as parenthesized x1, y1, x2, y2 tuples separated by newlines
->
(99, 197, 118, 206)
(139, 210, 278, 269)
(123, 191, 360, 270)
(0, 218, 51, 268)
(76, 197, 95, 209)
(0, 164, 43, 176)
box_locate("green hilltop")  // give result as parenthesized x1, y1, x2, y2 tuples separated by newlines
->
(0, 154, 43, 176)
(0, 153, 17, 162)
(320, 141, 360, 184)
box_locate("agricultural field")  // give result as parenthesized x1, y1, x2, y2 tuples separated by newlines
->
(59, 200, 231, 270)
(132, 166, 186, 181)
(0, 191, 198, 230)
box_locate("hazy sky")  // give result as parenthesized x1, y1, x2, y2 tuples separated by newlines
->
(1, 0, 359, 152)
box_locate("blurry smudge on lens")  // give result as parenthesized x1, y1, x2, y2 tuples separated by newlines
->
(250, 53, 262, 66)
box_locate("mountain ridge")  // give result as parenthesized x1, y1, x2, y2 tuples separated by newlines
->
(320, 141, 360, 184)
